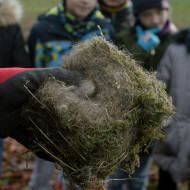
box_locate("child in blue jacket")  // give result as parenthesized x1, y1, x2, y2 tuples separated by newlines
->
(28, 0, 114, 68)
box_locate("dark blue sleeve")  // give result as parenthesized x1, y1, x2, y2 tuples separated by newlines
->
(108, 25, 116, 44)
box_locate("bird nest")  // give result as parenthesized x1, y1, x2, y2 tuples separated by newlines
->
(21, 36, 174, 189)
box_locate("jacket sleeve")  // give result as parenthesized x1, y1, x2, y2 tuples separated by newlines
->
(156, 45, 173, 89)
(11, 25, 31, 68)
(0, 68, 36, 84)
(108, 25, 116, 42)
(153, 140, 177, 172)
(116, 31, 150, 64)
(153, 122, 190, 183)
(153, 139, 190, 183)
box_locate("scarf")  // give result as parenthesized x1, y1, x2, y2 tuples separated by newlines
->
(134, 17, 172, 37)
(58, 2, 104, 39)
(99, 0, 129, 14)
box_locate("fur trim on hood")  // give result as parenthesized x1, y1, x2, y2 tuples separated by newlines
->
(0, 0, 23, 26)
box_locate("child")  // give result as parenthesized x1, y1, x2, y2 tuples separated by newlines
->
(27, 1, 114, 189)
(153, 28, 190, 190)
(107, 0, 177, 190)
(28, 0, 114, 68)
(98, 0, 134, 33)
(116, 0, 177, 71)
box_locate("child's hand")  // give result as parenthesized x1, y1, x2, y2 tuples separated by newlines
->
(136, 26, 161, 52)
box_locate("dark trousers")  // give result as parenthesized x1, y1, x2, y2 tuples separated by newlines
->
(158, 168, 177, 190)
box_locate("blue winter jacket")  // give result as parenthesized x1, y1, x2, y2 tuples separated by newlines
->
(27, 3, 114, 68)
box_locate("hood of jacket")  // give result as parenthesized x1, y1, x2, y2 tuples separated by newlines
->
(0, 0, 22, 27)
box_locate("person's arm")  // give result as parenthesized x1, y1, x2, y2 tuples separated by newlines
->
(116, 29, 150, 63)
(0, 67, 83, 137)
(153, 140, 177, 173)
(0, 67, 36, 84)
(0, 67, 84, 160)
(156, 44, 173, 90)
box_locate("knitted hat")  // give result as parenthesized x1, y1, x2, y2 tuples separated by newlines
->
(132, 0, 170, 16)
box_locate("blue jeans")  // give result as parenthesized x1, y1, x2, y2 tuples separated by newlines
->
(0, 138, 3, 175)
(57, 170, 83, 190)
(107, 153, 153, 190)
(29, 156, 55, 190)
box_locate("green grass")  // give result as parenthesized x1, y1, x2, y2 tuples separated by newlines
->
(20, 0, 60, 17)
(20, 0, 190, 38)
(20, 0, 60, 38)
(170, 0, 190, 28)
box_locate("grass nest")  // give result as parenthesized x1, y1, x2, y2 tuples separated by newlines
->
(21, 36, 174, 189)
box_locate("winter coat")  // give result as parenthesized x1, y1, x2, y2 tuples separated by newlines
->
(27, 2, 114, 68)
(153, 29, 190, 183)
(99, 0, 135, 33)
(0, 0, 30, 68)
(116, 20, 176, 71)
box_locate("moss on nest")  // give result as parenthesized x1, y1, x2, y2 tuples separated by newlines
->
(21, 36, 174, 189)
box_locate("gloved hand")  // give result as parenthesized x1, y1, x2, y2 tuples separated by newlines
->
(136, 26, 161, 52)
(0, 67, 84, 160)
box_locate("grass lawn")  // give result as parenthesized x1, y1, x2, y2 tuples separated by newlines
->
(20, 0, 60, 38)
(170, 0, 190, 28)
(20, 0, 190, 39)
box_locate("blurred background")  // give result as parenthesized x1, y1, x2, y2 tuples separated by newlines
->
(19, 0, 190, 39)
